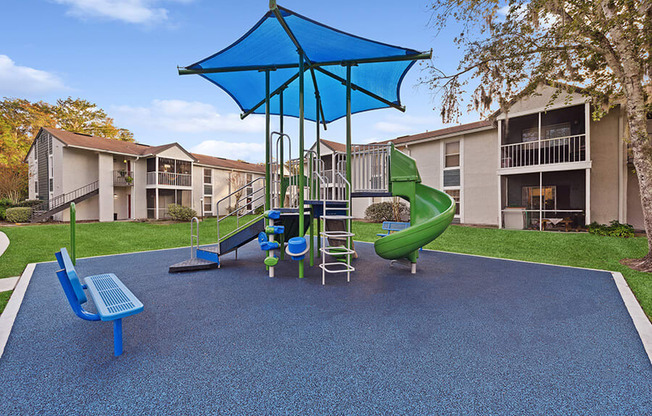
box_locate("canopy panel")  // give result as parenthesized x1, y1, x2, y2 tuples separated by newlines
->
(182, 5, 427, 123)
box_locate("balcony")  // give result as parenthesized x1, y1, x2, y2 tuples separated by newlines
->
(501, 134, 587, 169)
(114, 170, 134, 186)
(147, 171, 192, 187)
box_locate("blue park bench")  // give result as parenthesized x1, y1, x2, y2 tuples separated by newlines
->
(376, 221, 410, 237)
(376, 221, 423, 251)
(54, 248, 144, 356)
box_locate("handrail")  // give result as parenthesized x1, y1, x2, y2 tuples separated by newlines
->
(190, 217, 199, 259)
(216, 176, 266, 253)
(500, 134, 586, 168)
(34, 180, 99, 214)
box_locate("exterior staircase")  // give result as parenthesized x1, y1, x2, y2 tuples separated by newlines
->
(31, 181, 99, 222)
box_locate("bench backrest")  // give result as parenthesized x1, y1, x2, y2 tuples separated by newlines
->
(382, 221, 410, 232)
(55, 247, 88, 304)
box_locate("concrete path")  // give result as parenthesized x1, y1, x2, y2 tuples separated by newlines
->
(0, 231, 14, 293)
(0, 231, 8, 258)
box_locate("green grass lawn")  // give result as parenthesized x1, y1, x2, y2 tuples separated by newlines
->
(0, 220, 650, 320)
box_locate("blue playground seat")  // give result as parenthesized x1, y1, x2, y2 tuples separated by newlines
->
(54, 248, 143, 356)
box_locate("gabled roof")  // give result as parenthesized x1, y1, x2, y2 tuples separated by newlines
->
(320, 139, 346, 153)
(376, 120, 494, 147)
(28, 128, 263, 171)
(191, 153, 264, 173)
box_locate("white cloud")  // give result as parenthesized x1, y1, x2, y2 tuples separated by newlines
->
(53, 0, 193, 25)
(112, 99, 265, 134)
(0, 55, 67, 94)
(191, 140, 265, 163)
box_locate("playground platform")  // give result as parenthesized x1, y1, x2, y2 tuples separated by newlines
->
(0, 241, 650, 414)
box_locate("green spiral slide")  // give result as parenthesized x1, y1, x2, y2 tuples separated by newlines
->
(374, 145, 456, 263)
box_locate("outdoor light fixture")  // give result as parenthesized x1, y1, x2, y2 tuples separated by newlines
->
(113, 194, 118, 199)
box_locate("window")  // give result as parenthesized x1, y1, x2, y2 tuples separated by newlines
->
(522, 122, 571, 142)
(523, 186, 557, 210)
(445, 141, 460, 168)
(442, 140, 462, 219)
(445, 189, 460, 216)
(204, 169, 213, 195)
(34, 181, 38, 195)
(49, 178, 53, 193)
(204, 196, 212, 214)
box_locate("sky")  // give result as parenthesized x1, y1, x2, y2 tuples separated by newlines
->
(1, 0, 484, 163)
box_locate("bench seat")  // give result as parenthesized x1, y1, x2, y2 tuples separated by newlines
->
(84, 273, 143, 321)
(376, 221, 410, 237)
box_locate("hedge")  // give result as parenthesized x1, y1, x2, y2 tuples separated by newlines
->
(5, 207, 33, 223)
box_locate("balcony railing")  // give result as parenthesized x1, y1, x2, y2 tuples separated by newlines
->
(501, 134, 586, 169)
(113, 170, 134, 186)
(146, 171, 192, 187)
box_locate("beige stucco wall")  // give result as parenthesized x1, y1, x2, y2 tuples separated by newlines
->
(462, 129, 499, 225)
(626, 169, 645, 230)
(589, 109, 621, 224)
(133, 158, 147, 219)
(97, 153, 114, 222)
(156, 146, 195, 162)
(502, 85, 586, 116)
(60, 146, 100, 221)
(27, 145, 37, 200)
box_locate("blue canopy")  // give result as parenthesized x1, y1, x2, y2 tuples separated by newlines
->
(179, 3, 429, 124)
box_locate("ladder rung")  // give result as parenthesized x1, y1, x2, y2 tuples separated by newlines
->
(320, 231, 354, 238)
(320, 246, 355, 255)
(319, 262, 355, 274)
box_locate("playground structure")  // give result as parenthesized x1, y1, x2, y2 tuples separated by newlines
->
(170, 2, 456, 282)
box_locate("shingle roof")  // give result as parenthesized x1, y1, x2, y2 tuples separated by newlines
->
(191, 153, 264, 173)
(319, 139, 346, 153)
(376, 120, 494, 146)
(41, 128, 263, 172)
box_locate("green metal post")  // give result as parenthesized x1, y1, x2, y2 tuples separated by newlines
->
(346, 65, 352, 268)
(298, 52, 305, 278)
(265, 70, 271, 212)
(70, 202, 76, 266)
(265, 70, 271, 270)
(279, 91, 285, 261)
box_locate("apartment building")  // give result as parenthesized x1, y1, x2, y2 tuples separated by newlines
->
(25, 128, 264, 222)
(318, 85, 647, 230)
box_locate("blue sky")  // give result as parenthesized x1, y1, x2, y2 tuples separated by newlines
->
(1, 0, 481, 162)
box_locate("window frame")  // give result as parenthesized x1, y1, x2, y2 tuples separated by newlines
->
(441, 138, 463, 221)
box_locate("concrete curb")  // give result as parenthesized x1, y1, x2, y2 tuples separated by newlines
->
(0, 263, 35, 359)
(612, 272, 652, 366)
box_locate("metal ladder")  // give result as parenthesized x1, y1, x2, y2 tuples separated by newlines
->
(316, 171, 355, 285)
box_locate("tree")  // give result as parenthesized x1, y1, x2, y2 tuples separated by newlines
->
(229, 172, 246, 212)
(0, 97, 134, 201)
(425, 0, 652, 270)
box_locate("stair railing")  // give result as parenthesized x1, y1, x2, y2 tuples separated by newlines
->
(216, 176, 266, 254)
(32, 180, 99, 218)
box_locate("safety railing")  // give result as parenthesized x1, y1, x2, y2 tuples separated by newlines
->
(216, 176, 266, 253)
(501, 134, 586, 168)
(113, 170, 134, 186)
(146, 171, 192, 186)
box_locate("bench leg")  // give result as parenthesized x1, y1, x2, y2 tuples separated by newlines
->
(113, 319, 123, 356)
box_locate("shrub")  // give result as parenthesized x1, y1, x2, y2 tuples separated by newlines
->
(365, 201, 409, 223)
(16, 199, 43, 208)
(167, 204, 197, 222)
(587, 220, 635, 238)
(5, 207, 32, 223)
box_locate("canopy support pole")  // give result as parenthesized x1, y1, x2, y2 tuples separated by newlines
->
(346, 64, 353, 272)
(315, 96, 321, 256)
(279, 90, 284, 209)
(298, 51, 305, 279)
(265, 70, 271, 212)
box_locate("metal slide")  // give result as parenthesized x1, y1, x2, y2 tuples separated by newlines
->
(374, 146, 456, 263)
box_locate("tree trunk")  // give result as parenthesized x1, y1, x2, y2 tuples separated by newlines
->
(623, 78, 652, 271)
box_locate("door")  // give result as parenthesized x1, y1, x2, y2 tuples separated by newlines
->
(127, 194, 132, 219)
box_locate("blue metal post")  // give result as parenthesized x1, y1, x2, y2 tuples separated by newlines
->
(113, 319, 123, 356)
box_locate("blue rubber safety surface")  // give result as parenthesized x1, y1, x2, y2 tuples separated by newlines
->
(1, 241, 650, 415)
